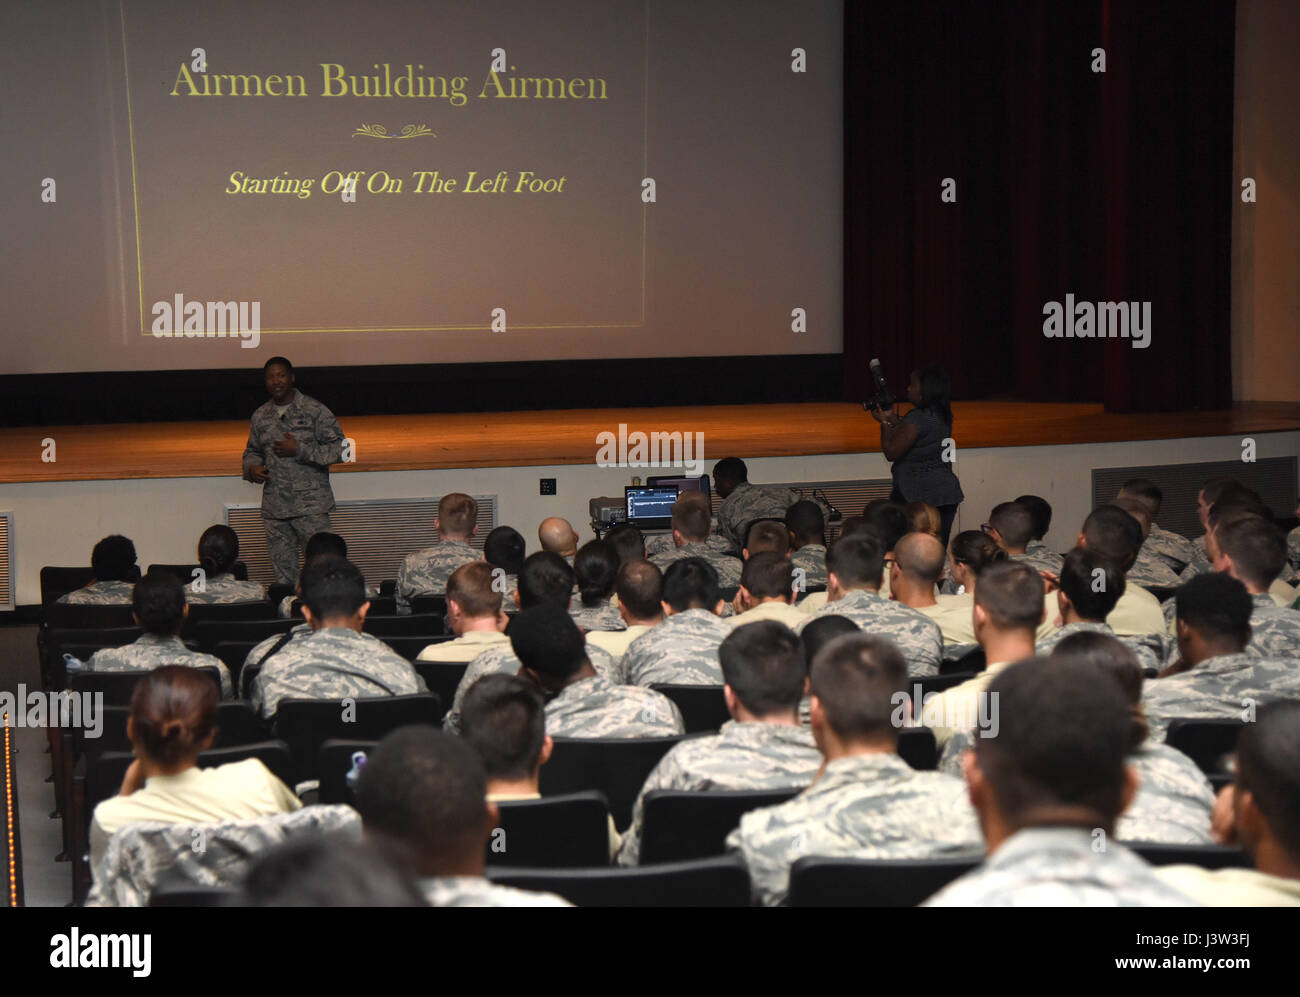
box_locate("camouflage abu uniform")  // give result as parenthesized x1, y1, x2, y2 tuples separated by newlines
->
(441, 639, 619, 734)
(88, 633, 233, 699)
(57, 580, 135, 605)
(1245, 592, 1300, 659)
(1287, 525, 1300, 583)
(242, 391, 344, 585)
(243, 623, 312, 694)
(922, 828, 1198, 906)
(186, 573, 266, 605)
(249, 626, 426, 718)
(1141, 651, 1300, 742)
(790, 544, 828, 592)
(544, 675, 685, 738)
(620, 609, 731, 687)
(716, 482, 802, 554)
(644, 532, 732, 559)
(569, 601, 627, 633)
(649, 542, 743, 589)
(421, 878, 572, 907)
(726, 753, 981, 906)
(1145, 523, 1196, 574)
(1127, 549, 1183, 591)
(938, 732, 1213, 845)
(617, 721, 821, 866)
(1035, 621, 1162, 674)
(797, 589, 943, 677)
(395, 540, 481, 615)
(1010, 548, 1064, 577)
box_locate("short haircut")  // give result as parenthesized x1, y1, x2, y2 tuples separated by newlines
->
(894, 532, 946, 586)
(740, 551, 793, 600)
(132, 571, 187, 634)
(460, 674, 546, 781)
(989, 502, 1034, 548)
(861, 500, 909, 551)
(299, 555, 367, 619)
(784, 500, 825, 544)
(975, 658, 1132, 827)
(615, 559, 663, 619)
(197, 524, 240, 576)
(305, 532, 348, 560)
(91, 534, 137, 581)
(437, 493, 478, 537)
(1082, 505, 1143, 571)
(574, 540, 619, 607)
(1014, 495, 1053, 541)
(712, 456, 748, 488)
(508, 604, 587, 680)
(1215, 515, 1286, 589)
(1175, 573, 1252, 646)
(1114, 496, 1152, 534)
(718, 621, 806, 716)
(1202, 478, 1260, 509)
(974, 561, 1045, 631)
(745, 519, 790, 555)
(354, 727, 487, 861)
(1117, 479, 1162, 517)
(826, 533, 886, 589)
(950, 530, 1007, 575)
(263, 356, 292, 372)
(662, 557, 721, 612)
(809, 633, 908, 742)
(799, 614, 860, 670)
(243, 837, 426, 907)
(604, 524, 646, 564)
(905, 502, 941, 537)
(483, 526, 526, 575)
(446, 561, 502, 619)
(1235, 701, 1300, 866)
(1058, 547, 1125, 620)
(1050, 631, 1146, 750)
(517, 551, 575, 610)
(670, 496, 711, 542)
(129, 665, 219, 767)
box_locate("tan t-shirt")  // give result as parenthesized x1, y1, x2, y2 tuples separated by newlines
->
(1106, 583, 1166, 636)
(416, 629, 510, 663)
(1155, 865, 1300, 906)
(727, 600, 808, 631)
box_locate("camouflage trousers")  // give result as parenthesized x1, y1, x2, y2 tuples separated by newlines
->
(263, 513, 331, 585)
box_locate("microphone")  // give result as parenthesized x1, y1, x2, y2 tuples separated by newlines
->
(864, 358, 895, 411)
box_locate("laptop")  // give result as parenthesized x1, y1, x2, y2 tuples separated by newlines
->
(624, 485, 680, 530)
(646, 474, 712, 513)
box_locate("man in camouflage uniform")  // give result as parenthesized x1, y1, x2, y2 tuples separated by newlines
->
(713, 457, 802, 555)
(415, 561, 509, 663)
(352, 728, 572, 907)
(622, 558, 731, 687)
(86, 572, 233, 698)
(1113, 496, 1183, 591)
(1116, 479, 1196, 575)
(1143, 574, 1300, 742)
(57, 535, 139, 605)
(395, 492, 482, 615)
(250, 557, 425, 719)
(442, 553, 619, 734)
(798, 534, 943, 677)
(987, 501, 1065, 576)
(618, 621, 820, 865)
(538, 517, 580, 565)
(242, 357, 344, 586)
(1287, 522, 1300, 585)
(1033, 548, 1162, 672)
(786, 500, 828, 593)
(1212, 514, 1300, 658)
(585, 559, 664, 667)
(243, 621, 311, 697)
(728, 553, 807, 632)
(511, 605, 684, 738)
(650, 494, 743, 588)
(924, 659, 1198, 906)
(727, 634, 981, 906)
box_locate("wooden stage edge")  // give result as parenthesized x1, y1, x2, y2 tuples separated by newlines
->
(2, 401, 1299, 484)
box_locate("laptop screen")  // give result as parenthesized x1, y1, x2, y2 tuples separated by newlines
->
(647, 474, 711, 513)
(625, 486, 680, 527)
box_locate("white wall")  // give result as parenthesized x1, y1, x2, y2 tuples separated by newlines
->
(5, 429, 1296, 605)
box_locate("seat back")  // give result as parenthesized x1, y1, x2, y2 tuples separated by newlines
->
(148, 562, 249, 582)
(365, 596, 398, 616)
(44, 602, 136, 630)
(45, 627, 143, 687)
(267, 583, 295, 605)
(539, 735, 694, 831)
(1125, 843, 1252, 870)
(1165, 718, 1244, 775)
(486, 854, 751, 907)
(640, 789, 801, 864)
(40, 566, 96, 606)
(71, 667, 221, 707)
(940, 646, 986, 675)
(317, 739, 379, 805)
(410, 595, 447, 617)
(363, 613, 446, 637)
(648, 684, 729, 733)
(897, 727, 938, 770)
(148, 882, 241, 907)
(79, 701, 267, 761)
(272, 693, 443, 779)
(913, 672, 977, 696)
(181, 602, 276, 634)
(379, 635, 448, 662)
(486, 792, 612, 868)
(195, 618, 295, 652)
(786, 855, 982, 906)
(411, 659, 466, 723)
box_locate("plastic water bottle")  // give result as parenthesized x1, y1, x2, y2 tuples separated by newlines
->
(63, 653, 85, 676)
(345, 751, 367, 793)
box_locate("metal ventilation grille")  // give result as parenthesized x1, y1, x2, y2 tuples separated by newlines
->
(1092, 458, 1298, 539)
(225, 496, 497, 586)
(0, 513, 13, 611)
(771, 479, 894, 543)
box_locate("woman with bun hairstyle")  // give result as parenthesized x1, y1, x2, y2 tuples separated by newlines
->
(90, 666, 300, 873)
(186, 524, 266, 604)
